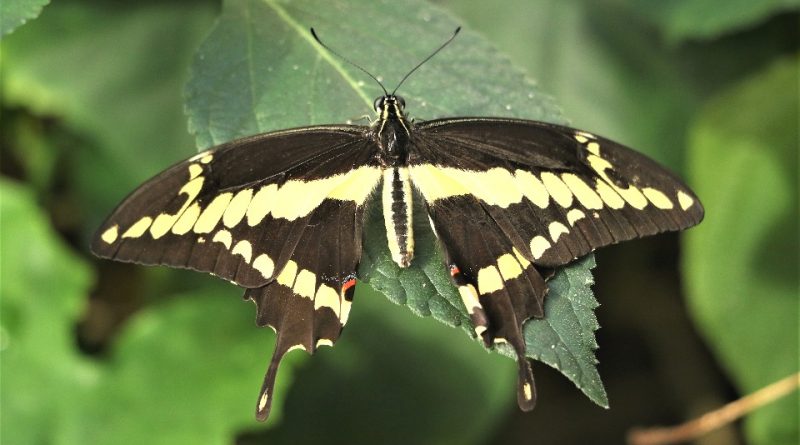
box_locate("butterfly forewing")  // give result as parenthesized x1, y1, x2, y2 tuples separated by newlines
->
(91, 126, 380, 288)
(411, 118, 704, 268)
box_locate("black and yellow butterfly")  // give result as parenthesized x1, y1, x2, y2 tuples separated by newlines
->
(91, 28, 703, 421)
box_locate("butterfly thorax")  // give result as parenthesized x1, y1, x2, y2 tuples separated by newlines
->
(373, 95, 415, 268)
(373, 95, 412, 167)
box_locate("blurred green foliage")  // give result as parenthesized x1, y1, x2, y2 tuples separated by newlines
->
(1, 1, 797, 444)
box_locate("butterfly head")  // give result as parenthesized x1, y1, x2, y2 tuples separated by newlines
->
(374, 95, 406, 119)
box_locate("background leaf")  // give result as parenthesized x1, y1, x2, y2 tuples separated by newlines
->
(1, 0, 218, 227)
(63, 287, 299, 445)
(0, 0, 49, 37)
(0, 179, 95, 445)
(185, 0, 563, 147)
(623, 0, 800, 43)
(684, 56, 799, 445)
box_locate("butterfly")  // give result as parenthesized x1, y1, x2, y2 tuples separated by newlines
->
(91, 27, 703, 421)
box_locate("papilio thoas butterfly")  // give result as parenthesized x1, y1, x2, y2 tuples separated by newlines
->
(91, 27, 703, 421)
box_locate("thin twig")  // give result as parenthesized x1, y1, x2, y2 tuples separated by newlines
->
(628, 372, 800, 445)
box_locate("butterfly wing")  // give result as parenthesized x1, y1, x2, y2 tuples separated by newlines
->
(412, 118, 703, 267)
(92, 126, 380, 286)
(408, 117, 703, 409)
(91, 126, 382, 420)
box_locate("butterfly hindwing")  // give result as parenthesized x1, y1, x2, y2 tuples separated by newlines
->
(411, 118, 704, 268)
(245, 198, 364, 420)
(425, 194, 543, 410)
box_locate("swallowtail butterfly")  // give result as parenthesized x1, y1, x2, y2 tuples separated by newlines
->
(91, 27, 703, 421)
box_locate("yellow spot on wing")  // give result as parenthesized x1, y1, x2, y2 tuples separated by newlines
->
(287, 344, 307, 353)
(258, 392, 269, 411)
(122, 217, 153, 238)
(172, 201, 200, 235)
(523, 382, 533, 400)
(408, 164, 470, 201)
(194, 193, 233, 233)
(253, 254, 275, 279)
(247, 184, 277, 226)
(223, 189, 254, 228)
(149, 176, 206, 239)
(409, 165, 522, 207)
(642, 187, 674, 209)
(496, 253, 523, 280)
(316, 339, 334, 348)
(477, 265, 504, 295)
(567, 209, 586, 225)
(677, 190, 694, 210)
(293, 269, 316, 299)
(276, 260, 298, 287)
(314, 284, 340, 316)
(199, 154, 213, 164)
(150, 213, 177, 239)
(172, 202, 201, 235)
(540, 172, 573, 208)
(594, 180, 625, 209)
(530, 236, 551, 259)
(587, 154, 648, 209)
(512, 247, 531, 268)
(586, 142, 600, 156)
(211, 230, 233, 249)
(613, 184, 648, 209)
(458, 284, 482, 314)
(561, 174, 603, 209)
(327, 166, 383, 203)
(101, 225, 119, 244)
(514, 170, 550, 208)
(231, 240, 253, 263)
(188, 164, 203, 180)
(340, 299, 353, 325)
(271, 166, 381, 221)
(548, 221, 570, 242)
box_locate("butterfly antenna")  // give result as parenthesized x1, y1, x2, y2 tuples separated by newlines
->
(392, 26, 461, 95)
(310, 28, 389, 97)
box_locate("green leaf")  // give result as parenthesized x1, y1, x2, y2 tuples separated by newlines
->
(0, 179, 96, 445)
(623, 0, 800, 43)
(0, 177, 296, 444)
(684, 56, 799, 445)
(185, 0, 563, 147)
(187, 0, 604, 408)
(523, 255, 608, 407)
(1, 0, 217, 228)
(0, 0, 49, 37)
(65, 289, 301, 444)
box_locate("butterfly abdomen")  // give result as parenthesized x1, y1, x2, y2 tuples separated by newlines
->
(382, 167, 414, 267)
